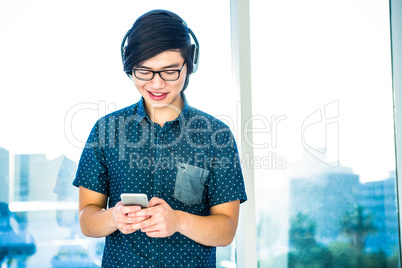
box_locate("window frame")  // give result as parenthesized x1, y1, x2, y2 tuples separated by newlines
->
(390, 0, 402, 262)
(230, 0, 258, 267)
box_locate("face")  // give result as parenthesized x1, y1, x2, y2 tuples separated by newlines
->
(132, 50, 187, 115)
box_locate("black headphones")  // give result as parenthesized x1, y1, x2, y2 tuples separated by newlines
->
(120, 10, 200, 79)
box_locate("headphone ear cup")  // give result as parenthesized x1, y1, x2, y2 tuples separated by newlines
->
(121, 29, 133, 79)
(191, 44, 199, 73)
(122, 46, 126, 64)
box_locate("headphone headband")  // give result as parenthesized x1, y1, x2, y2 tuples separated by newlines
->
(121, 10, 200, 79)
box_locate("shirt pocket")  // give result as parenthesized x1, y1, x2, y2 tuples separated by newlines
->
(173, 163, 209, 206)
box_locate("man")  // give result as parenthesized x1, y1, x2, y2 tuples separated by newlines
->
(73, 9, 247, 267)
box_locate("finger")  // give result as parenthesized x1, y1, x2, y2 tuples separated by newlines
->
(127, 213, 153, 223)
(121, 205, 142, 214)
(131, 216, 158, 231)
(148, 197, 165, 207)
(116, 212, 146, 226)
(132, 206, 158, 217)
(115, 202, 142, 215)
(126, 214, 151, 221)
(145, 230, 168, 238)
(140, 224, 160, 233)
(113, 201, 124, 214)
(118, 216, 151, 234)
(120, 224, 139, 234)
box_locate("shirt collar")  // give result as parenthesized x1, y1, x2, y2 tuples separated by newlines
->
(134, 97, 148, 125)
(134, 93, 190, 128)
(179, 93, 190, 116)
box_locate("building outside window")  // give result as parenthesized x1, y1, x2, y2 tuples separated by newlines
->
(250, 0, 400, 267)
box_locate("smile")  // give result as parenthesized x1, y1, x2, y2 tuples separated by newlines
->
(147, 91, 168, 100)
(150, 92, 166, 96)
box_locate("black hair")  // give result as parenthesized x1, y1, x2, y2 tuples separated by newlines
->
(123, 10, 194, 90)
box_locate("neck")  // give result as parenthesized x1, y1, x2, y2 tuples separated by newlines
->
(145, 98, 184, 127)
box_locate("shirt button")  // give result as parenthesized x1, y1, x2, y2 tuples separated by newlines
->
(153, 260, 159, 265)
(155, 194, 160, 198)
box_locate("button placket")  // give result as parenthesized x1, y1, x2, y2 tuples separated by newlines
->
(151, 130, 164, 267)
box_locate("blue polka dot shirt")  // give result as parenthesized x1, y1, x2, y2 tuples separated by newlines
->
(73, 96, 247, 267)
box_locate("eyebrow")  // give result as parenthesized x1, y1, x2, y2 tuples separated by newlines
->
(136, 63, 182, 70)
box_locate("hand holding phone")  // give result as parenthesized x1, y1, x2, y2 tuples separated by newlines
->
(120, 193, 149, 208)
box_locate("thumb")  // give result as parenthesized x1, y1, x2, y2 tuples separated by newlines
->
(148, 197, 165, 207)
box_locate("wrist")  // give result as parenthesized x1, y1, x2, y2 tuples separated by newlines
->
(108, 207, 118, 230)
(175, 210, 188, 234)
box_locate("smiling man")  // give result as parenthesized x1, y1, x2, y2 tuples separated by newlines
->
(73, 10, 247, 268)
(132, 51, 187, 125)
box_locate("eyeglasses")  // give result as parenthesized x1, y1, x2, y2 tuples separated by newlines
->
(132, 61, 186, 81)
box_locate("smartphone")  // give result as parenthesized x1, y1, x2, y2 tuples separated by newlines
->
(120, 193, 149, 208)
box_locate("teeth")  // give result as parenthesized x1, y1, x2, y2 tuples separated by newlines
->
(151, 92, 164, 96)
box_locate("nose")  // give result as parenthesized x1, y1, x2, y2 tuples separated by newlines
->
(149, 73, 166, 89)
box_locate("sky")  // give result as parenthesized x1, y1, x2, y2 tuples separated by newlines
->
(248, 0, 395, 182)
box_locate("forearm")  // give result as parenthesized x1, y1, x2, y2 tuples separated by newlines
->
(79, 205, 117, 238)
(176, 211, 237, 247)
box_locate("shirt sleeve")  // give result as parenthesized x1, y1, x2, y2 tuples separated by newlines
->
(207, 126, 247, 207)
(72, 120, 109, 196)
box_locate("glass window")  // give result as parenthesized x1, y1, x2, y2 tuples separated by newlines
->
(249, 0, 400, 267)
(390, 0, 402, 261)
(0, 1, 235, 267)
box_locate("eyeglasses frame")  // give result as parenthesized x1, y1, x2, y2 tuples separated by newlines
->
(132, 61, 186, 81)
